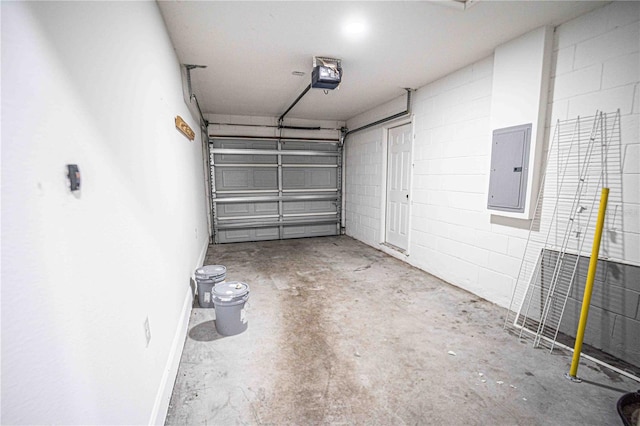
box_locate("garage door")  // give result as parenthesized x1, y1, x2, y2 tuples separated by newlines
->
(210, 136, 342, 243)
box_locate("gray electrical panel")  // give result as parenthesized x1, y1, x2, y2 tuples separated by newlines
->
(487, 123, 532, 213)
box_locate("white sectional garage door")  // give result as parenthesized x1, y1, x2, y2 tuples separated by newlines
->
(210, 136, 342, 243)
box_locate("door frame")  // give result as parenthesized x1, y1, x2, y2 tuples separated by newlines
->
(380, 118, 414, 256)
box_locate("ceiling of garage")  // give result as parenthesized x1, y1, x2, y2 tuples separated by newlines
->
(157, 1, 607, 122)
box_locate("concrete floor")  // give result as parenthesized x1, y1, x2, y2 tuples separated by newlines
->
(166, 236, 638, 425)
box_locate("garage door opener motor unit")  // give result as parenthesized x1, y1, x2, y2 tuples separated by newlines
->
(311, 57, 342, 90)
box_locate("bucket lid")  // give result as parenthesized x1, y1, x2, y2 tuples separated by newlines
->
(212, 281, 249, 299)
(195, 265, 226, 279)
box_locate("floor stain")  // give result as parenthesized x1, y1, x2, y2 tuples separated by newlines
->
(166, 236, 638, 426)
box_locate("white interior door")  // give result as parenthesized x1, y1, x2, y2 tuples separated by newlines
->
(385, 123, 412, 251)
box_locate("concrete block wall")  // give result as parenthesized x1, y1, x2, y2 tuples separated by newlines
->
(409, 56, 512, 304)
(549, 1, 640, 265)
(345, 1, 639, 312)
(567, 258, 640, 368)
(537, 251, 640, 368)
(345, 127, 384, 247)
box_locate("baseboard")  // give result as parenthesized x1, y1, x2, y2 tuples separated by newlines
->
(197, 239, 209, 268)
(148, 240, 208, 425)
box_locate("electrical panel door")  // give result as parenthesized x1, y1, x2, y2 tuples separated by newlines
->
(487, 123, 532, 213)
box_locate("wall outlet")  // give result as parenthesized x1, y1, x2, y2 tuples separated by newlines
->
(144, 316, 151, 348)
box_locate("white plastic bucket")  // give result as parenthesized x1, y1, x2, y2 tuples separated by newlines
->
(212, 281, 250, 336)
(194, 265, 226, 308)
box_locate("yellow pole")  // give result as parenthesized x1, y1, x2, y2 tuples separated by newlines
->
(567, 187, 609, 380)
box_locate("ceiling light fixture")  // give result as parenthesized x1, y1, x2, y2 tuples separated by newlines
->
(342, 19, 367, 39)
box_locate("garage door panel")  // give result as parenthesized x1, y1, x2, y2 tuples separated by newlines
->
(215, 140, 277, 164)
(284, 141, 334, 151)
(256, 228, 280, 238)
(282, 169, 337, 189)
(216, 140, 277, 150)
(282, 141, 338, 164)
(220, 204, 250, 215)
(219, 169, 249, 188)
(255, 202, 279, 213)
(217, 202, 278, 218)
(217, 227, 279, 243)
(283, 156, 337, 165)
(218, 154, 278, 164)
(221, 228, 251, 242)
(283, 169, 304, 188)
(210, 137, 341, 243)
(283, 223, 337, 238)
(216, 168, 278, 191)
(254, 169, 278, 188)
(283, 200, 336, 214)
(310, 169, 333, 187)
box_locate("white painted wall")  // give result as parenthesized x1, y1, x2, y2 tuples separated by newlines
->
(490, 26, 553, 219)
(1, 2, 209, 425)
(345, 126, 385, 247)
(549, 0, 640, 266)
(345, 1, 639, 307)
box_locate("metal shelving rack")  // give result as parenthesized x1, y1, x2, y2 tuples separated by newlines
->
(505, 111, 621, 352)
